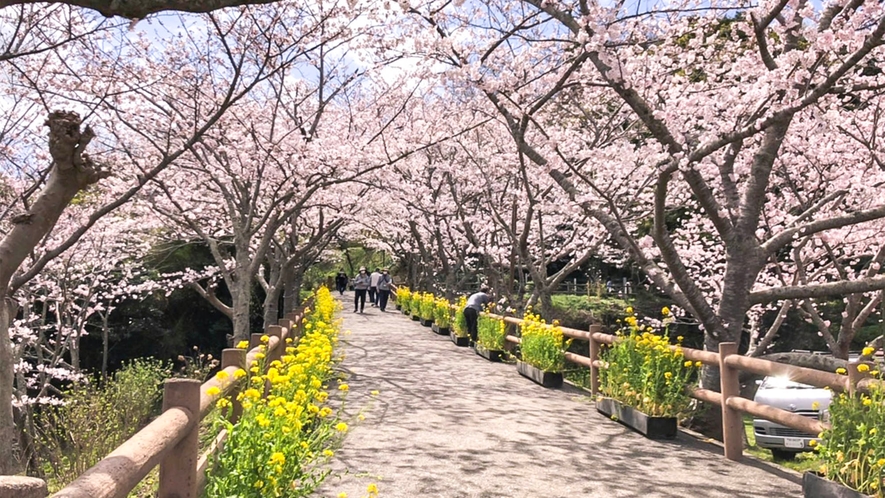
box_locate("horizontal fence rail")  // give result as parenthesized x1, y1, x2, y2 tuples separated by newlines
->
(50, 300, 314, 498)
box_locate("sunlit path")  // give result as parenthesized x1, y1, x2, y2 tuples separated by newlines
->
(317, 295, 802, 498)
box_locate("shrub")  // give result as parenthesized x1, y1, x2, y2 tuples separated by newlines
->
(396, 287, 412, 313)
(204, 286, 346, 497)
(519, 309, 570, 373)
(477, 313, 506, 350)
(418, 292, 435, 321)
(452, 297, 468, 338)
(433, 298, 452, 328)
(36, 358, 171, 489)
(598, 307, 697, 418)
(818, 356, 884, 495)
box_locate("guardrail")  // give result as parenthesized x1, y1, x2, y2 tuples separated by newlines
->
(41, 301, 313, 498)
(483, 311, 881, 462)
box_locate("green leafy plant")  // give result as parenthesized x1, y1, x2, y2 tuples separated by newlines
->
(36, 358, 171, 490)
(477, 313, 506, 351)
(598, 307, 697, 418)
(818, 355, 884, 496)
(433, 297, 452, 328)
(519, 308, 570, 372)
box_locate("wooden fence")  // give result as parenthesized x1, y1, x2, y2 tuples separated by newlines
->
(487, 312, 883, 461)
(3, 302, 313, 498)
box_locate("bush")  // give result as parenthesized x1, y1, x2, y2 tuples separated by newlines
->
(818, 356, 884, 495)
(598, 307, 697, 418)
(36, 358, 171, 490)
(418, 293, 435, 321)
(519, 309, 570, 373)
(204, 286, 347, 497)
(433, 298, 452, 328)
(396, 287, 412, 314)
(453, 297, 468, 338)
(477, 313, 506, 350)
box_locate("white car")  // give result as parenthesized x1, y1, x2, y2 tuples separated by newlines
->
(752, 376, 832, 460)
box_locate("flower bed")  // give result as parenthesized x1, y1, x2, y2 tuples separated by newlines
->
(598, 307, 697, 419)
(452, 296, 469, 339)
(519, 309, 569, 374)
(816, 354, 884, 497)
(418, 292, 435, 323)
(204, 287, 348, 497)
(396, 287, 412, 315)
(477, 313, 506, 352)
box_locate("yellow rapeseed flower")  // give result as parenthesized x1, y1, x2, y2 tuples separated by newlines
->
(338, 384, 349, 391)
(236, 341, 249, 349)
(662, 306, 671, 316)
(338, 493, 347, 498)
(335, 422, 348, 432)
(215, 370, 229, 381)
(367, 483, 379, 494)
(260, 334, 270, 343)
(323, 449, 334, 457)
(836, 367, 847, 375)
(371, 390, 380, 396)
(862, 346, 875, 356)
(233, 368, 247, 379)
(206, 386, 221, 397)
(684, 360, 692, 368)
(216, 398, 231, 409)
(269, 452, 285, 465)
(857, 363, 870, 373)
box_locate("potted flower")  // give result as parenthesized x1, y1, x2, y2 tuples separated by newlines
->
(597, 307, 697, 439)
(431, 297, 452, 335)
(475, 312, 506, 362)
(810, 356, 884, 498)
(516, 309, 570, 388)
(409, 291, 422, 321)
(450, 297, 470, 347)
(418, 292, 435, 327)
(397, 287, 412, 315)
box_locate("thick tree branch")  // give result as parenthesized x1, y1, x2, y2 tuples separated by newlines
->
(0, 0, 283, 19)
(750, 274, 885, 304)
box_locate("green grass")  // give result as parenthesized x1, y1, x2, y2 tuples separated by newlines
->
(743, 416, 823, 473)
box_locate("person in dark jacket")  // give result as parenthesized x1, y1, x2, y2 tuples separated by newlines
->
(463, 287, 491, 345)
(335, 270, 348, 295)
(351, 267, 371, 313)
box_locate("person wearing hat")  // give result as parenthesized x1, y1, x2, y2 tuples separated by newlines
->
(375, 269, 393, 312)
(351, 267, 371, 313)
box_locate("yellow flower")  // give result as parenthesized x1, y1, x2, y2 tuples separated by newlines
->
(662, 306, 671, 316)
(323, 449, 334, 457)
(863, 397, 872, 406)
(256, 414, 271, 427)
(216, 398, 231, 409)
(857, 363, 870, 373)
(255, 352, 266, 360)
(338, 383, 349, 391)
(253, 480, 264, 489)
(862, 346, 875, 356)
(878, 458, 885, 467)
(269, 452, 285, 465)
(338, 493, 347, 498)
(625, 307, 633, 314)
(233, 368, 247, 379)
(811, 401, 820, 410)
(676, 335, 684, 342)
(664, 372, 672, 379)
(335, 422, 348, 432)
(367, 483, 379, 494)
(260, 334, 270, 343)
(809, 439, 817, 447)
(206, 386, 221, 397)
(215, 370, 229, 381)
(695, 361, 702, 368)
(836, 367, 847, 375)
(236, 341, 249, 349)
(684, 360, 692, 368)
(371, 390, 380, 396)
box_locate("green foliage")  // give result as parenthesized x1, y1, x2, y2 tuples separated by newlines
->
(396, 287, 412, 314)
(519, 309, 570, 373)
(37, 359, 171, 490)
(477, 314, 506, 351)
(417, 293, 435, 321)
(598, 309, 697, 418)
(819, 362, 885, 495)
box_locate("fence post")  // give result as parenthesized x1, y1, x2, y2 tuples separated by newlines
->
(277, 318, 294, 340)
(0, 476, 47, 498)
(718, 342, 742, 461)
(158, 379, 200, 498)
(221, 348, 246, 423)
(266, 325, 283, 364)
(588, 324, 602, 396)
(250, 332, 263, 351)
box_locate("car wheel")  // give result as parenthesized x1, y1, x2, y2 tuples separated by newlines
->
(770, 449, 798, 461)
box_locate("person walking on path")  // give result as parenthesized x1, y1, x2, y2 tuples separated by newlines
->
(352, 267, 371, 313)
(369, 268, 382, 306)
(463, 287, 491, 345)
(376, 269, 393, 312)
(335, 270, 348, 296)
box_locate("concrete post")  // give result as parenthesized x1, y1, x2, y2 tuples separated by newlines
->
(0, 476, 47, 498)
(277, 319, 294, 341)
(718, 342, 742, 461)
(158, 379, 200, 498)
(249, 333, 263, 352)
(266, 325, 283, 364)
(588, 324, 603, 396)
(221, 348, 246, 423)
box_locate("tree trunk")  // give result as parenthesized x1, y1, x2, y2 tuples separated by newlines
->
(0, 297, 20, 474)
(283, 271, 304, 315)
(230, 278, 252, 343)
(101, 312, 110, 382)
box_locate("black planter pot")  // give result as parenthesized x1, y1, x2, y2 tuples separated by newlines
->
(410, 314, 421, 321)
(395, 304, 401, 310)
(431, 324, 450, 335)
(420, 318, 433, 327)
(474, 344, 503, 362)
(401, 308, 409, 315)
(516, 361, 563, 388)
(596, 397, 677, 439)
(802, 472, 873, 498)
(450, 331, 470, 347)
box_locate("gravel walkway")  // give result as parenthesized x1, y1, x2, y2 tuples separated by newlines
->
(316, 297, 802, 498)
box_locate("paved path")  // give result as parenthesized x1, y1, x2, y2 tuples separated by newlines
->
(317, 296, 803, 498)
